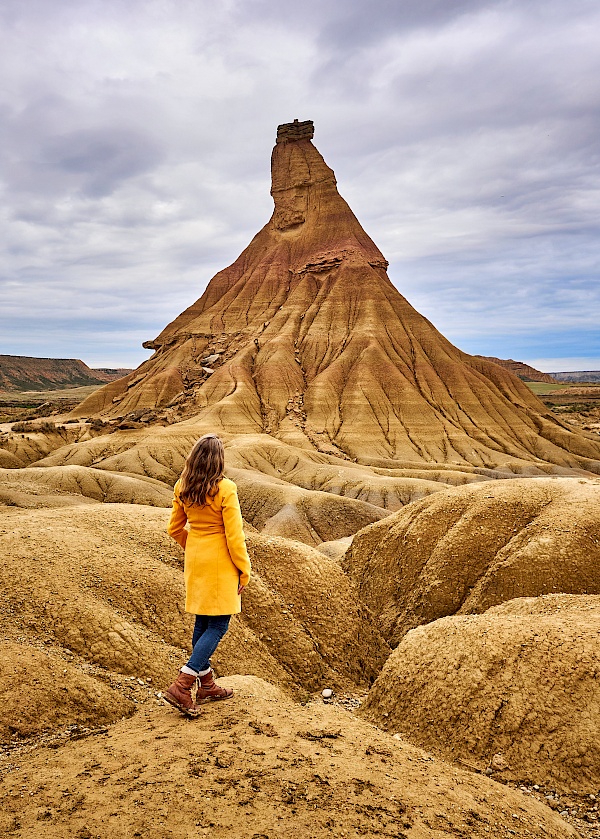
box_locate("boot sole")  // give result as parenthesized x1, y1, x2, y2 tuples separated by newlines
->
(196, 692, 233, 704)
(162, 693, 201, 717)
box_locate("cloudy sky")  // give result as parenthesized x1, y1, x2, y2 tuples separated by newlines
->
(1, 0, 599, 372)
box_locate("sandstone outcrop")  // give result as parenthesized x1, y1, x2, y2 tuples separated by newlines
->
(344, 476, 600, 644)
(361, 595, 600, 794)
(69, 122, 600, 475)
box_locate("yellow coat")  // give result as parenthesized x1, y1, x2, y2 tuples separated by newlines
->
(167, 477, 251, 616)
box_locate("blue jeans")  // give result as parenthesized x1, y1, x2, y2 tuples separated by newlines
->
(186, 614, 231, 673)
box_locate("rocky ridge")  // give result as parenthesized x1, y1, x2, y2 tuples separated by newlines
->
(476, 356, 558, 383)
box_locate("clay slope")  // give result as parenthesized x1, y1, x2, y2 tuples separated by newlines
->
(71, 121, 600, 474)
(229, 466, 386, 544)
(344, 476, 600, 644)
(0, 503, 389, 739)
(0, 458, 387, 542)
(4, 428, 450, 545)
(361, 595, 600, 794)
(0, 465, 172, 508)
(0, 642, 135, 741)
(0, 678, 577, 839)
(32, 428, 492, 498)
(25, 428, 478, 513)
(0, 423, 108, 469)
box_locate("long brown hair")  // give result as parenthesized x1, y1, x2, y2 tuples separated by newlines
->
(178, 434, 225, 506)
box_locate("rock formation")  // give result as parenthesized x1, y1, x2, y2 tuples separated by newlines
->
(360, 595, 600, 794)
(344, 476, 600, 645)
(71, 121, 600, 475)
(2, 121, 598, 838)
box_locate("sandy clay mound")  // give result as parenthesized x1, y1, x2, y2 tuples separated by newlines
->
(0, 423, 107, 469)
(361, 595, 600, 795)
(5, 427, 468, 543)
(0, 434, 401, 545)
(230, 466, 387, 544)
(0, 451, 390, 546)
(0, 503, 388, 736)
(345, 476, 600, 644)
(0, 465, 172, 508)
(0, 642, 135, 741)
(226, 434, 498, 501)
(0, 676, 578, 839)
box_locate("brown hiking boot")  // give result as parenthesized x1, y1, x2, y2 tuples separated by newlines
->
(196, 669, 233, 703)
(163, 671, 201, 716)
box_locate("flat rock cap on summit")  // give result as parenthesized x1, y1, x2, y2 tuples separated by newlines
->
(276, 118, 314, 142)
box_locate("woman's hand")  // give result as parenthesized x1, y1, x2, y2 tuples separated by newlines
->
(237, 582, 246, 595)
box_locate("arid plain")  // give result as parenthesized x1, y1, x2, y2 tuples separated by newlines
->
(1, 121, 600, 838)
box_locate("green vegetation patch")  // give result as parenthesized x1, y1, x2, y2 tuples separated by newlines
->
(525, 382, 575, 395)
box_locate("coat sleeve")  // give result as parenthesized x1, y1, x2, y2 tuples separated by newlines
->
(222, 481, 251, 586)
(167, 480, 188, 550)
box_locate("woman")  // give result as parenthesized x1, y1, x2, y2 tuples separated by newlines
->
(163, 434, 251, 717)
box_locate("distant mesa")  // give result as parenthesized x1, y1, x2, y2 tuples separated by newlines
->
(73, 121, 600, 474)
(551, 370, 600, 383)
(0, 354, 132, 392)
(475, 356, 557, 383)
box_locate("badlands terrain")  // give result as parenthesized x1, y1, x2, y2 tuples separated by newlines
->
(2, 120, 600, 838)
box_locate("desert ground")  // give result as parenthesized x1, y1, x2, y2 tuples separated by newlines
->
(2, 122, 600, 838)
